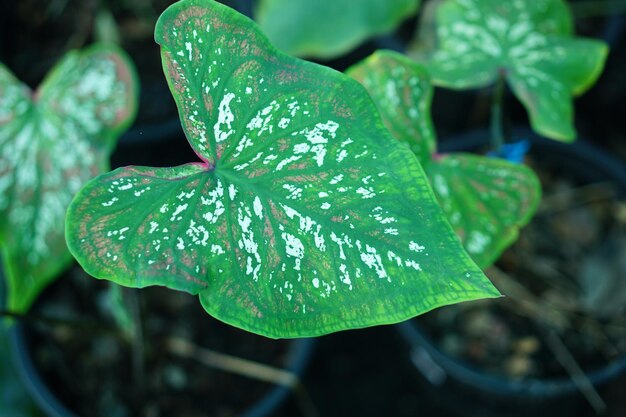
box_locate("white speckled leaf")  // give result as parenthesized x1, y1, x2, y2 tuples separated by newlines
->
(66, 0, 499, 339)
(413, 0, 608, 141)
(255, 0, 421, 59)
(346, 50, 435, 163)
(427, 154, 540, 268)
(0, 44, 137, 312)
(350, 51, 541, 269)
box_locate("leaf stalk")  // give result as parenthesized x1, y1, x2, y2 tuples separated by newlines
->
(490, 73, 506, 153)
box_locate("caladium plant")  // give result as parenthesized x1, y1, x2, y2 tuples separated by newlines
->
(66, 0, 500, 339)
(0, 44, 138, 313)
(347, 50, 541, 269)
(255, 0, 421, 59)
(411, 0, 608, 142)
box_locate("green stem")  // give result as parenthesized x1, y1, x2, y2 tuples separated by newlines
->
(570, 0, 626, 19)
(490, 73, 506, 153)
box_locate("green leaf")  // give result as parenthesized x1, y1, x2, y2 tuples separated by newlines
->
(66, 0, 499, 339)
(349, 50, 541, 269)
(346, 50, 435, 163)
(427, 154, 540, 268)
(0, 44, 138, 313)
(507, 37, 608, 141)
(255, 0, 420, 59)
(412, 0, 608, 141)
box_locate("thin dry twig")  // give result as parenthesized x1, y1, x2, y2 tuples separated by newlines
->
(488, 267, 610, 414)
(167, 337, 319, 417)
(168, 336, 298, 387)
(543, 328, 607, 415)
(487, 266, 573, 327)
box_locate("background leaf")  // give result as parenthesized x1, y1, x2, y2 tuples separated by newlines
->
(0, 44, 138, 313)
(411, 0, 608, 141)
(507, 37, 609, 141)
(255, 0, 420, 59)
(350, 50, 541, 269)
(427, 154, 540, 268)
(346, 50, 435, 163)
(67, 0, 499, 339)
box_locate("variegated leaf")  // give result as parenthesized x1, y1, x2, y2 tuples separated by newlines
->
(66, 0, 499, 339)
(428, 154, 540, 268)
(346, 50, 435, 163)
(255, 0, 421, 59)
(349, 50, 541, 269)
(0, 45, 138, 312)
(411, 0, 608, 141)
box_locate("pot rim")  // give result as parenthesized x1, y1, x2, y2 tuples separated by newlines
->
(9, 319, 315, 417)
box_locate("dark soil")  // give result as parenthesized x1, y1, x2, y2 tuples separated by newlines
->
(23, 265, 293, 417)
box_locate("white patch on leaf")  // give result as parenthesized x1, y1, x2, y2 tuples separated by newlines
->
(409, 241, 426, 253)
(170, 203, 188, 221)
(237, 205, 262, 281)
(357, 241, 388, 280)
(214, 92, 236, 143)
(467, 231, 491, 254)
(253, 196, 263, 219)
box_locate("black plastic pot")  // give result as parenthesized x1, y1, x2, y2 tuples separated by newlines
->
(397, 128, 626, 417)
(9, 322, 315, 417)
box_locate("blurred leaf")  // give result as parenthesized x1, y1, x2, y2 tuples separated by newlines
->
(255, 0, 420, 59)
(95, 8, 121, 45)
(346, 50, 435, 162)
(348, 50, 541, 268)
(0, 45, 138, 313)
(411, 0, 608, 141)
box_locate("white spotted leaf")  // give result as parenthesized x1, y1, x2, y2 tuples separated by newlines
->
(0, 44, 138, 312)
(427, 154, 540, 268)
(411, 0, 608, 141)
(346, 50, 436, 163)
(255, 0, 420, 59)
(349, 50, 541, 269)
(66, 0, 499, 339)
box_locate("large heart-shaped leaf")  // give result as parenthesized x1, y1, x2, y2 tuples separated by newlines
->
(255, 0, 420, 59)
(348, 50, 541, 268)
(0, 45, 138, 313)
(66, 0, 499, 339)
(410, 0, 608, 141)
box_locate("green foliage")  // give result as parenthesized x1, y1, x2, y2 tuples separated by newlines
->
(0, 44, 138, 313)
(66, 0, 499, 339)
(411, 0, 608, 141)
(348, 50, 541, 268)
(255, 0, 420, 59)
